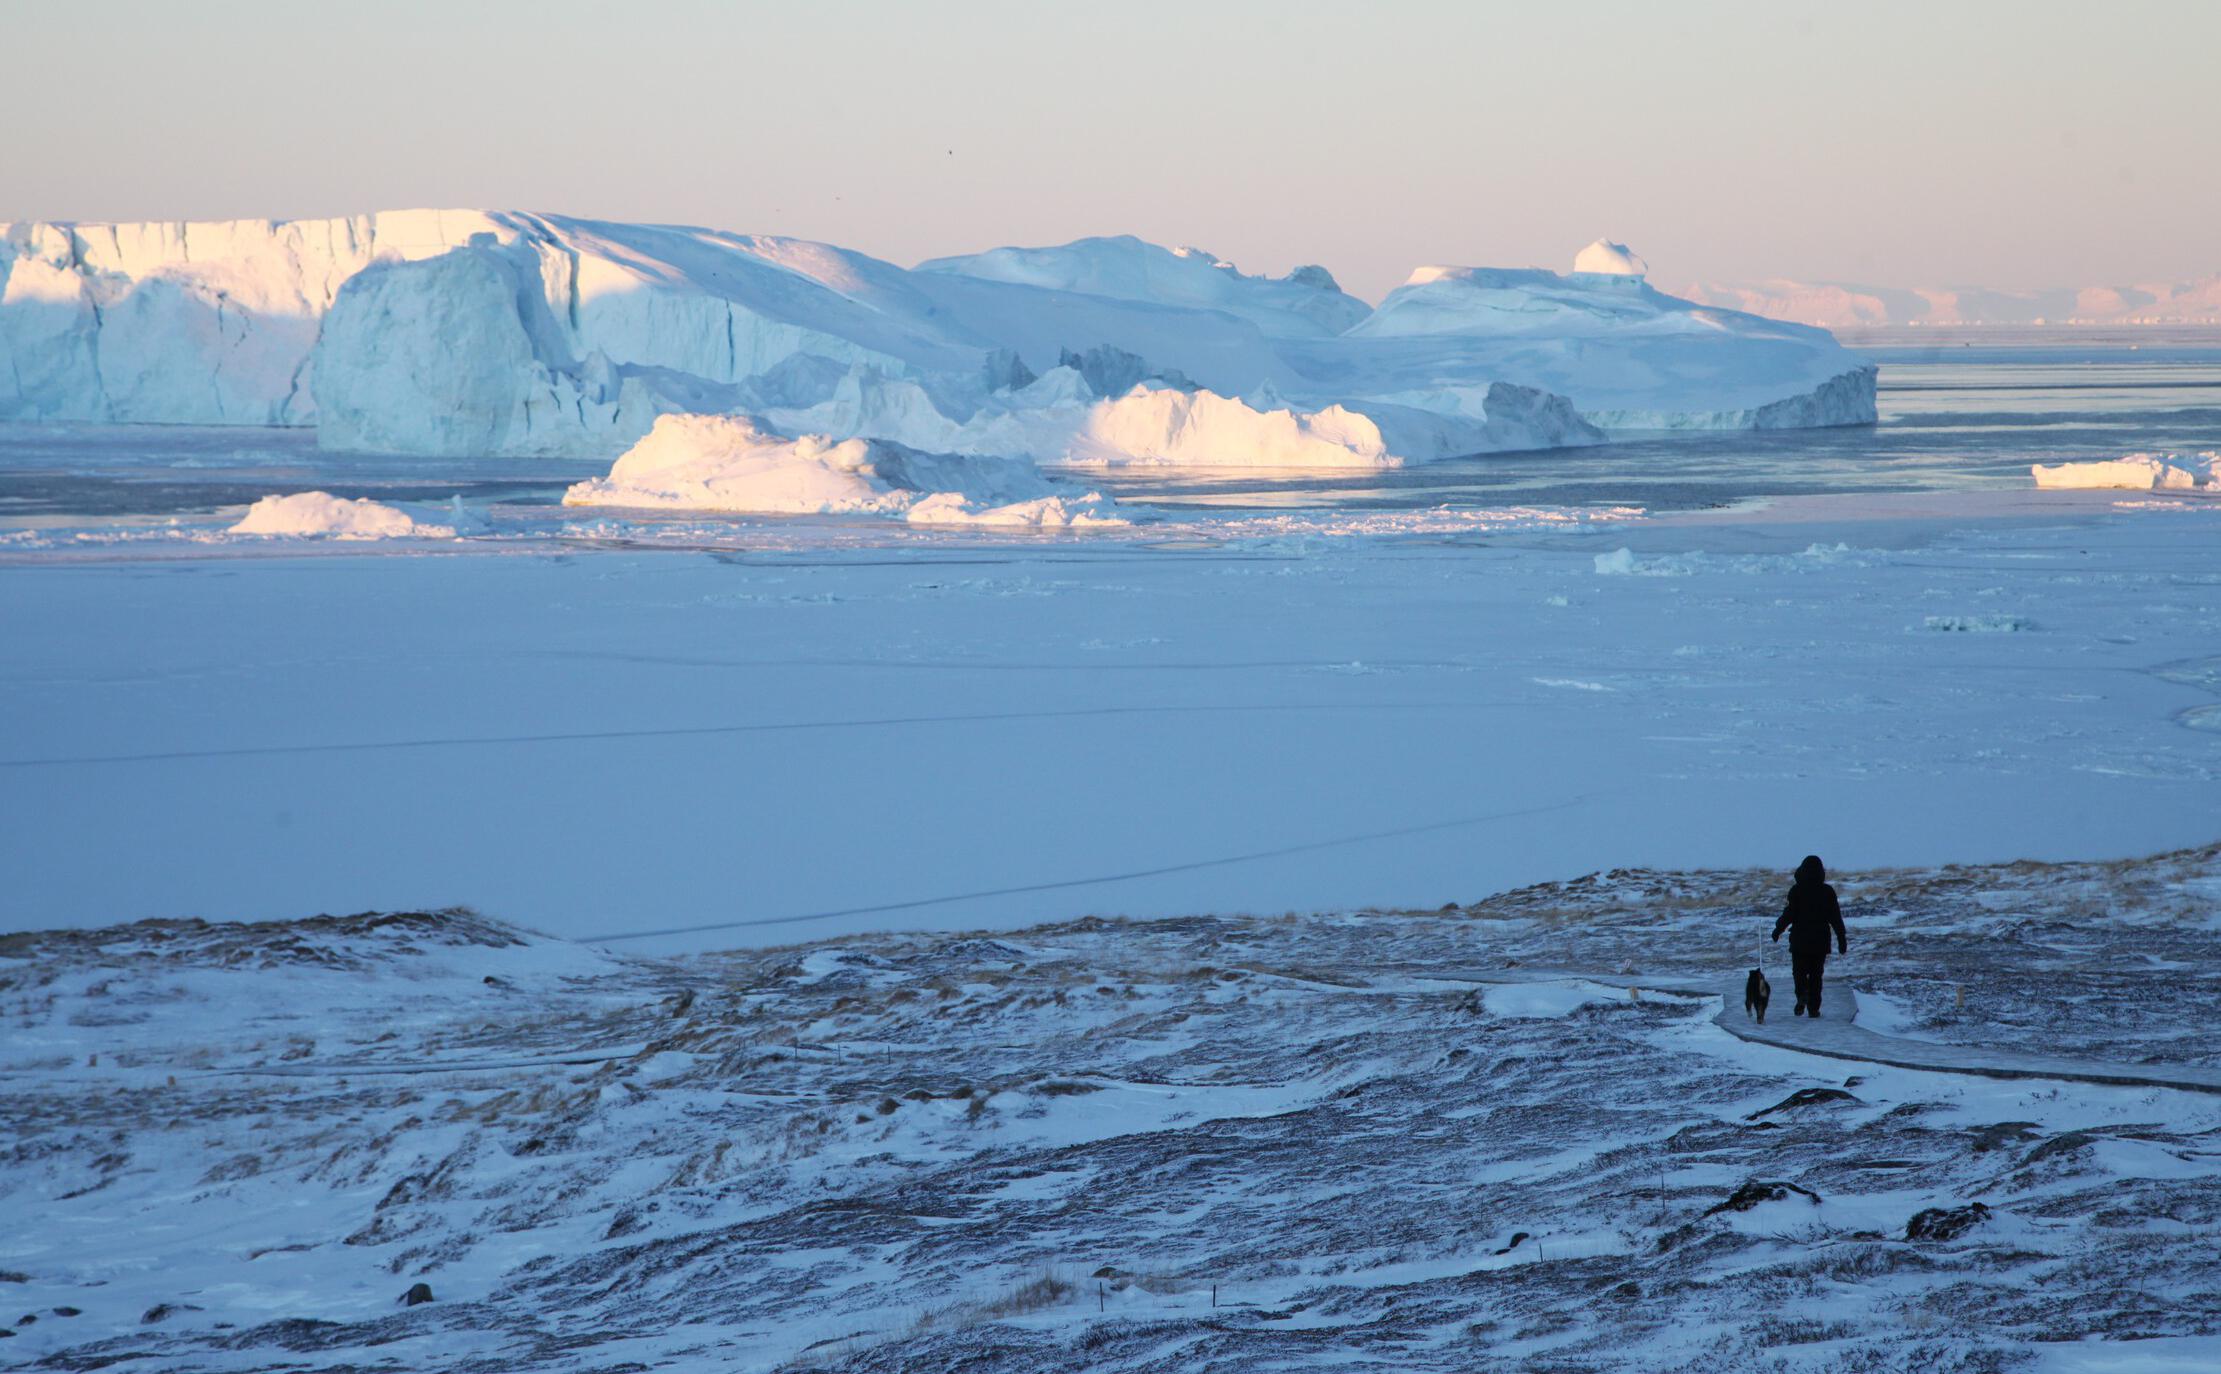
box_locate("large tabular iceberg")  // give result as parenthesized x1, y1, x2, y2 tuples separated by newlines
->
(1, 211, 1875, 464)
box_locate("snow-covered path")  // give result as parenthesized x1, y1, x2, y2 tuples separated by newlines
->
(1710, 981, 2221, 1096)
(1403, 965, 2221, 1097)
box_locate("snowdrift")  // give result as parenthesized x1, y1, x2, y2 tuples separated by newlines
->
(561, 413, 1125, 527)
(1, 212, 1874, 461)
(2032, 452, 2220, 491)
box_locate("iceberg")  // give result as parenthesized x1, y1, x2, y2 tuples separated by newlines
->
(2031, 452, 2219, 491)
(1068, 386, 1393, 469)
(1, 212, 1874, 460)
(918, 235, 1371, 338)
(1572, 239, 1648, 277)
(1326, 262, 1877, 431)
(768, 368, 1411, 469)
(229, 491, 453, 539)
(561, 413, 1124, 526)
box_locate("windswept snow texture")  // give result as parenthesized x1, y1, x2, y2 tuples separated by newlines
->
(2032, 451, 2219, 491)
(4, 846, 2220, 1372)
(561, 413, 1124, 526)
(2, 212, 1872, 459)
(230, 490, 453, 539)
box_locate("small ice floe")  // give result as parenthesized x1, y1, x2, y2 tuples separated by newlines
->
(229, 492, 456, 539)
(2032, 452, 2219, 491)
(1593, 547, 1697, 576)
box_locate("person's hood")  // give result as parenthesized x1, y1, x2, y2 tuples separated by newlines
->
(1795, 855, 1826, 885)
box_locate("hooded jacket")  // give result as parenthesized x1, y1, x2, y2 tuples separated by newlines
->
(1772, 855, 1846, 956)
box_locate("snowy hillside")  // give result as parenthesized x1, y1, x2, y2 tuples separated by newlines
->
(2, 212, 1873, 464)
(4, 847, 2219, 1371)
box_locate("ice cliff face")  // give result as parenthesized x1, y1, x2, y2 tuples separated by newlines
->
(0, 216, 375, 425)
(0, 212, 1874, 459)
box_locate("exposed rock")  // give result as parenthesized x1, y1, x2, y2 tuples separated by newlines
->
(1967, 1122, 2042, 1153)
(1705, 1179, 1822, 1216)
(1906, 1202, 1992, 1242)
(142, 1303, 202, 1324)
(400, 1283, 434, 1307)
(2021, 1133, 2096, 1167)
(1747, 1087, 1858, 1120)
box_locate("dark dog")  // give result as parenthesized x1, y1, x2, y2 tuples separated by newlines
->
(1745, 968, 1772, 1023)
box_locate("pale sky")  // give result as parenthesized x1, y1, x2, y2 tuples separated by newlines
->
(9, 0, 2217, 301)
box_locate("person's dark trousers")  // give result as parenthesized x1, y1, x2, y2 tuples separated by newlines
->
(1791, 948, 1827, 1014)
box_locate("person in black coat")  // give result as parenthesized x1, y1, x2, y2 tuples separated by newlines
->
(1771, 855, 1846, 1017)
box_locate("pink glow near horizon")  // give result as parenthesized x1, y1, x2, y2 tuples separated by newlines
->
(9, 0, 2218, 302)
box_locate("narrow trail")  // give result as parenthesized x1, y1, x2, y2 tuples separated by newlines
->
(1705, 978, 2221, 1095)
(1439, 967, 2221, 1097)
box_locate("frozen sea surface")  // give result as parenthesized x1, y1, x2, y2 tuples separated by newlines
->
(2, 487, 2217, 950)
(1, 337, 2217, 950)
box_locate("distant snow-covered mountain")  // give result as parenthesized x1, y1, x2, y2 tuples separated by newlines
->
(1676, 274, 2221, 328)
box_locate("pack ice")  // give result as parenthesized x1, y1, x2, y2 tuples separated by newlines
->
(0, 211, 1875, 471)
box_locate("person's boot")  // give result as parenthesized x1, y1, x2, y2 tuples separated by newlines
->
(1793, 1001, 1805, 1016)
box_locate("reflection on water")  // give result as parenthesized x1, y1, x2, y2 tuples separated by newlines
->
(2, 334, 2218, 521)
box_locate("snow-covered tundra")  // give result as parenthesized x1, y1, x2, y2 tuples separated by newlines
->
(3, 846, 2217, 1372)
